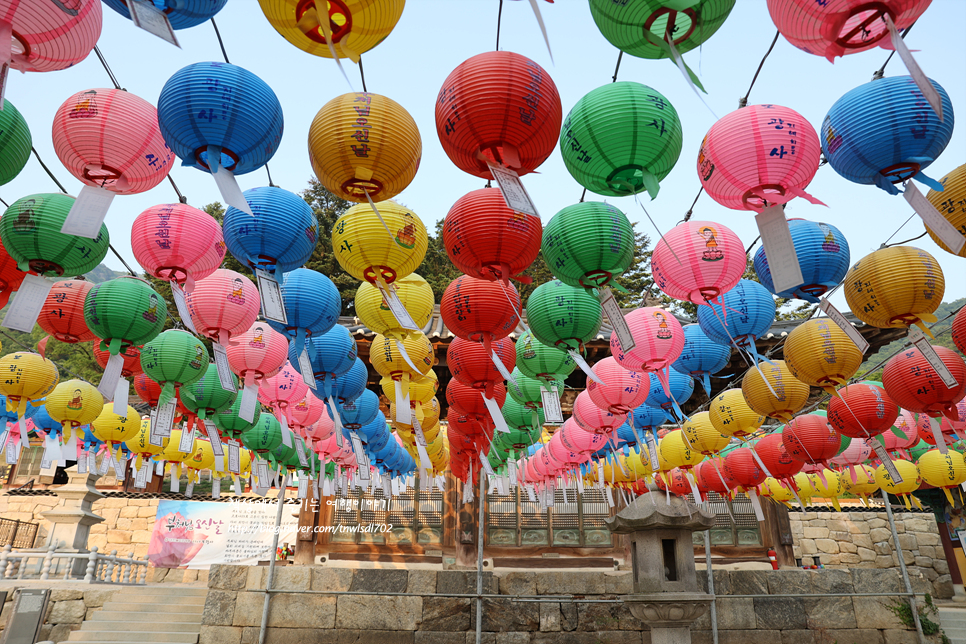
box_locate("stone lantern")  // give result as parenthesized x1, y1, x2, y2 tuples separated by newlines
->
(606, 492, 714, 644)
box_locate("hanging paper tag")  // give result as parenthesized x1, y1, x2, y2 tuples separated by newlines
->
(350, 431, 369, 472)
(604, 487, 615, 507)
(256, 460, 270, 487)
(749, 447, 774, 479)
(97, 353, 126, 402)
(490, 350, 516, 384)
(113, 455, 126, 479)
(747, 489, 765, 521)
(885, 15, 943, 122)
(227, 439, 240, 474)
(239, 383, 259, 423)
(599, 287, 636, 352)
(375, 281, 419, 331)
(278, 413, 293, 447)
(393, 380, 412, 425)
(212, 478, 221, 498)
(540, 385, 564, 423)
(483, 394, 510, 433)
(298, 477, 308, 498)
(928, 416, 949, 455)
(135, 462, 149, 489)
(569, 349, 604, 385)
(170, 468, 180, 493)
(0, 63, 8, 107)
(480, 450, 496, 477)
(645, 434, 659, 471)
(128, 0, 181, 47)
(184, 481, 194, 498)
(113, 378, 130, 415)
(508, 459, 517, 483)
(211, 343, 238, 392)
(203, 421, 224, 456)
(2, 274, 53, 332)
(87, 450, 97, 473)
(908, 326, 959, 387)
(99, 452, 112, 476)
(39, 445, 52, 471)
(297, 348, 317, 390)
(871, 440, 903, 483)
(76, 451, 88, 473)
(4, 443, 17, 465)
(819, 299, 870, 353)
(525, 484, 537, 503)
(210, 160, 251, 214)
(154, 399, 176, 438)
(156, 460, 164, 476)
(255, 269, 287, 324)
(487, 162, 538, 216)
(295, 437, 309, 467)
(755, 206, 804, 294)
(412, 417, 431, 471)
(904, 182, 964, 254)
(179, 427, 195, 453)
(412, 414, 428, 447)
(169, 282, 199, 334)
(60, 185, 116, 239)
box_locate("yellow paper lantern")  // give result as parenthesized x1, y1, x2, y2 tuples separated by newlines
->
(159, 427, 195, 482)
(125, 417, 167, 468)
(258, 0, 405, 62)
(44, 379, 103, 443)
(793, 472, 817, 505)
(393, 397, 441, 433)
(682, 411, 729, 455)
(760, 477, 795, 506)
(658, 429, 705, 471)
(840, 464, 879, 505)
(741, 360, 810, 423)
(0, 352, 58, 415)
(310, 92, 421, 203)
(602, 454, 634, 485)
(333, 200, 427, 285)
(925, 163, 966, 257)
(784, 319, 863, 394)
(383, 370, 438, 405)
(810, 469, 844, 511)
(91, 402, 141, 448)
(356, 273, 433, 340)
(917, 448, 966, 504)
(709, 389, 765, 439)
(627, 447, 653, 479)
(874, 459, 922, 509)
(185, 439, 216, 483)
(371, 331, 433, 409)
(843, 246, 944, 336)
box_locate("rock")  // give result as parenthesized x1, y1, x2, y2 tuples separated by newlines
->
(853, 568, 903, 593)
(273, 566, 310, 591)
(871, 527, 893, 544)
(106, 529, 131, 544)
(49, 590, 83, 601)
(840, 542, 858, 554)
(48, 624, 73, 643)
(839, 553, 861, 564)
(48, 600, 86, 624)
(875, 543, 894, 556)
(560, 603, 578, 632)
(800, 539, 818, 555)
(119, 506, 138, 518)
(350, 569, 409, 593)
(408, 570, 437, 595)
(714, 598, 756, 630)
(208, 565, 248, 591)
(904, 518, 931, 533)
(881, 629, 919, 644)
(234, 591, 336, 629)
(419, 597, 469, 631)
(474, 598, 539, 632)
(849, 522, 872, 534)
(199, 626, 243, 644)
(915, 556, 933, 568)
(438, 571, 497, 595)
(768, 570, 810, 595)
(897, 534, 917, 551)
(824, 630, 885, 644)
(603, 572, 632, 595)
(312, 567, 353, 592)
(730, 570, 769, 595)
(535, 572, 605, 595)
(575, 603, 621, 631)
(414, 634, 463, 644)
(876, 554, 897, 568)
(803, 526, 829, 539)
(499, 572, 536, 596)
(853, 534, 875, 549)
(82, 590, 117, 608)
(933, 574, 954, 599)
(933, 559, 949, 575)
(494, 634, 529, 644)
(779, 631, 816, 644)
(336, 596, 420, 630)
(805, 597, 857, 629)
(858, 547, 877, 562)
(202, 590, 237, 626)
(853, 597, 906, 629)
(756, 597, 806, 630)
(918, 545, 937, 559)
(916, 532, 940, 546)
(539, 602, 560, 632)
(815, 539, 840, 554)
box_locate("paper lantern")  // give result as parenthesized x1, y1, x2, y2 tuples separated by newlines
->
(651, 220, 745, 308)
(754, 219, 850, 302)
(0, 100, 31, 186)
(753, 432, 803, 480)
(883, 346, 966, 420)
(632, 402, 668, 433)
(698, 104, 822, 211)
(741, 360, 810, 422)
(309, 92, 420, 202)
(954, 307, 966, 356)
(370, 332, 433, 413)
(821, 76, 953, 194)
(612, 307, 684, 376)
(830, 436, 871, 468)
(0, 193, 110, 276)
(38, 280, 95, 343)
(53, 88, 172, 195)
(447, 379, 505, 422)
(672, 324, 731, 396)
(85, 276, 165, 355)
(440, 276, 520, 351)
(644, 370, 694, 423)
(0, 237, 29, 309)
(540, 201, 634, 290)
(449, 337, 514, 394)
(297, 326, 357, 396)
(443, 188, 541, 283)
(436, 51, 561, 179)
(91, 402, 140, 447)
(526, 280, 602, 352)
(334, 358, 368, 404)
(333, 200, 427, 284)
(228, 321, 289, 389)
(516, 330, 575, 383)
(682, 411, 729, 455)
(917, 448, 966, 504)
(214, 394, 261, 438)
(240, 413, 283, 454)
(659, 429, 704, 470)
(561, 82, 681, 198)
(501, 397, 543, 434)
(1, 0, 101, 73)
(767, 0, 931, 62)
(258, 362, 309, 422)
(356, 273, 433, 340)
(140, 329, 210, 407)
(185, 439, 217, 482)
(258, 0, 404, 61)
(587, 356, 648, 414)
(185, 269, 260, 346)
(157, 62, 283, 176)
(125, 417, 166, 467)
(697, 279, 776, 361)
(782, 414, 841, 465)
(573, 390, 626, 435)
(925, 163, 966, 257)
(590, 0, 735, 59)
(222, 187, 316, 276)
(784, 318, 863, 393)
(131, 204, 225, 290)
(696, 457, 735, 496)
(507, 369, 563, 410)
(709, 388, 765, 438)
(102, 0, 227, 29)
(93, 343, 143, 378)
(181, 364, 237, 423)
(827, 383, 899, 438)
(723, 448, 766, 489)
(840, 463, 879, 503)
(337, 389, 380, 430)
(874, 459, 922, 509)
(886, 410, 924, 454)
(266, 268, 340, 356)
(44, 380, 102, 442)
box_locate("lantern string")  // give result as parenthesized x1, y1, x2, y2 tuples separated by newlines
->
(358, 56, 368, 93)
(611, 51, 623, 83)
(0, 197, 7, 208)
(31, 147, 67, 193)
(880, 212, 917, 247)
(108, 244, 138, 277)
(872, 22, 915, 81)
(886, 231, 928, 247)
(495, 0, 504, 51)
(739, 30, 780, 108)
(265, 164, 277, 189)
(211, 18, 231, 64)
(167, 175, 187, 204)
(681, 187, 703, 224)
(92, 47, 122, 91)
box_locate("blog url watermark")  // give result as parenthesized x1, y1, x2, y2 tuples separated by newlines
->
(227, 523, 393, 535)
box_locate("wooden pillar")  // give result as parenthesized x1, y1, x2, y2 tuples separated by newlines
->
(442, 472, 458, 549)
(295, 488, 319, 566)
(760, 500, 795, 567)
(455, 475, 479, 568)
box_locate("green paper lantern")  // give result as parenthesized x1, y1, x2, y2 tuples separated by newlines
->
(516, 330, 576, 382)
(0, 100, 32, 186)
(542, 202, 634, 290)
(213, 394, 261, 438)
(589, 0, 735, 60)
(240, 412, 283, 454)
(0, 193, 110, 276)
(180, 364, 238, 422)
(270, 440, 297, 468)
(526, 280, 602, 352)
(85, 276, 167, 355)
(139, 329, 209, 407)
(502, 396, 545, 432)
(560, 82, 682, 199)
(507, 367, 563, 409)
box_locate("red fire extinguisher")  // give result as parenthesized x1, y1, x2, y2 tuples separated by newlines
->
(767, 549, 779, 570)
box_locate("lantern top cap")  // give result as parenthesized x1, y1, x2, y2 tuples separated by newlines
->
(605, 492, 714, 534)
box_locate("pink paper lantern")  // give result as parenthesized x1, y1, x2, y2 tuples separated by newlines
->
(650, 220, 746, 306)
(290, 394, 325, 436)
(830, 438, 871, 467)
(697, 104, 823, 212)
(558, 417, 608, 453)
(226, 321, 288, 389)
(610, 307, 685, 396)
(941, 400, 966, 434)
(547, 432, 583, 465)
(185, 269, 260, 345)
(52, 89, 173, 194)
(313, 432, 339, 456)
(1, 0, 102, 73)
(573, 390, 626, 435)
(767, 0, 930, 62)
(258, 362, 309, 423)
(587, 356, 648, 414)
(892, 409, 924, 449)
(308, 412, 335, 443)
(131, 204, 226, 291)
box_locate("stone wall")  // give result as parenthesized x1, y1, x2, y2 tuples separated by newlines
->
(789, 510, 953, 598)
(199, 565, 940, 644)
(0, 587, 118, 642)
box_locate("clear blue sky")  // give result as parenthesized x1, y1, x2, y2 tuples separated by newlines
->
(3, 0, 964, 311)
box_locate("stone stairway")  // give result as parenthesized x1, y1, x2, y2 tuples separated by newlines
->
(65, 586, 208, 644)
(940, 606, 966, 644)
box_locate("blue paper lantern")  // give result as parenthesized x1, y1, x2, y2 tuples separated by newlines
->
(267, 268, 341, 357)
(633, 403, 667, 431)
(224, 187, 317, 276)
(821, 75, 954, 195)
(332, 389, 380, 431)
(697, 279, 776, 363)
(644, 370, 694, 422)
(367, 427, 392, 453)
(616, 420, 639, 449)
(753, 219, 850, 303)
(28, 404, 59, 436)
(102, 0, 227, 29)
(330, 358, 368, 404)
(672, 324, 732, 396)
(294, 326, 357, 397)
(157, 62, 283, 176)
(357, 410, 388, 442)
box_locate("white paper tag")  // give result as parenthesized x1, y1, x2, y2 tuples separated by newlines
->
(871, 440, 903, 483)
(490, 350, 516, 385)
(540, 385, 564, 423)
(212, 343, 237, 392)
(5, 443, 17, 464)
(375, 281, 419, 331)
(646, 434, 659, 471)
(393, 380, 412, 425)
(211, 161, 250, 213)
(604, 487, 615, 507)
(154, 399, 176, 438)
(227, 439, 240, 474)
(747, 489, 765, 521)
(295, 437, 309, 467)
(929, 416, 949, 454)
(170, 282, 199, 334)
(908, 326, 959, 387)
(569, 349, 604, 385)
(416, 442, 431, 473)
(599, 287, 636, 352)
(76, 451, 88, 473)
(298, 477, 308, 498)
(184, 481, 194, 498)
(526, 485, 537, 503)
(212, 478, 221, 498)
(904, 182, 964, 254)
(113, 378, 129, 415)
(203, 421, 224, 455)
(886, 15, 943, 122)
(61, 184, 115, 239)
(298, 348, 317, 390)
(97, 352, 126, 402)
(756, 205, 804, 294)
(350, 431, 369, 475)
(179, 427, 195, 453)
(128, 0, 180, 47)
(113, 455, 126, 479)
(254, 269, 287, 324)
(576, 474, 584, 494)
(256, 461, 269, 487)
(819, 299, 870, 353)
(483, 394, 510, 433)
(135, 462, 149, 489)
(480, 450, 496, 477)
(39, 445, 52, 471)
(279, 413, 293, 447)
(2, 274, 53, 332)
(239, 383, 259, 423)
(487, 162, 538, 217)
(156, 460, 165, 476)
(0, 63, 8, 107)
(412, 414, 428, 447)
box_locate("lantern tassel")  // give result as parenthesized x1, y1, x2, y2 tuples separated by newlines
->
(293, 327, 307, 361)
(159, 381, 176, 408)
(785, 186, 827, 207)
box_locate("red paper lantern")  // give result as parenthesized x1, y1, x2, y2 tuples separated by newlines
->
(754, 432, 804, 479)
(655, 468, 692, 498)
(94, 342, 143, 378)
(38, 279, 95, 342)
(446, 379, 506, 422)
(723, 448, 767, 489)
(952, 306, 966, 355)
(781, 414, 842, 465)
(442, 187, 542, 282)
(695, 457, 734, 496)
(0, 237, 28, 309)
(883, 346, 966, 420)
(134, 373, 162, 407)
(448, 337, 514, 398)
(827, 383, 899, 438)
(440, 276, 520, 352)
(436, 51, 562, 180)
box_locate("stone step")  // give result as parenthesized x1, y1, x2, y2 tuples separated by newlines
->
(103, 595, 206, 606)
(99, 603, 205, 614)
(80, 622, 201, 634)
(91, 611, 202, 623)
(67, 631, 198, 643)
(117, 587, 209, 597)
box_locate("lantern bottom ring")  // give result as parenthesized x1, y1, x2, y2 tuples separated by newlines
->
(879, 161, 921, 184)
(741, 185, 786, 210)
(193, 146, 240, 173)
(832, 2, 894, 50)
(27, 259, 64, 276)
(579, 271, 615, 289)
(799, 284, 830, 298)
(82, 163, 124, 186)
(154, 266, 191, 284)
(643, 6, 697, 47)
(553, 339, 584, 353)
(606, 165, 646, 195)
(342, 177, 385, 201)
(363, 265, 397, 285)
(888, 313, 923, 327)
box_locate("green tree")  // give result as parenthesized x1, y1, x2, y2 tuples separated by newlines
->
(301, 179, 356, 314)
(415, 219, 462, 304)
